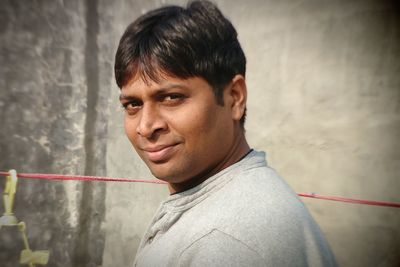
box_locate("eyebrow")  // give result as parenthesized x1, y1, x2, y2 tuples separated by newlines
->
(119, 83, 190, 101)
(119, 94, 137, 101)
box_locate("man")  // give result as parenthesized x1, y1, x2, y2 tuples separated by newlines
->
(114, 1, 337, 266)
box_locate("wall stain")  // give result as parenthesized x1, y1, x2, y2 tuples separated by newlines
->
(72, 0, 106, 266)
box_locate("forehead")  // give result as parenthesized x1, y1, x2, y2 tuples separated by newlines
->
(122, 63, 187, 89)
(121, 75, 212, 96)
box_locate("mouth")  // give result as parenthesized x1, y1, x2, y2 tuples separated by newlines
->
(142, 144, 179, 162)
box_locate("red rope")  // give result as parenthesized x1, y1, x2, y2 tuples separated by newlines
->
(1, 171, 399, 208)
(0, 171, 166, 184)
(297, 193, 400, 208)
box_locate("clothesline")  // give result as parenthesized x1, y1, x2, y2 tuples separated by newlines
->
(0, 171, 399, 208)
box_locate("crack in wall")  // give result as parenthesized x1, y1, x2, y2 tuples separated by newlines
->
(72, 0, 106, 266)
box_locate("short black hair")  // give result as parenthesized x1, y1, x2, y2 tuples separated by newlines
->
(114, 0, 247, 124)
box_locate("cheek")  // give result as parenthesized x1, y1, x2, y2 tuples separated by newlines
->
(194, 107, 233, 147)
(175, 105, 224, 146)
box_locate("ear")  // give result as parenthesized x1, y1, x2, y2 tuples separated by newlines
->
(226, 75, 247, 122)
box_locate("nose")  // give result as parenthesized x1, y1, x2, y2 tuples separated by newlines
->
(136, 104, 167, 138)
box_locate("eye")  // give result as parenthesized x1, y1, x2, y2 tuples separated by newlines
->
(121, 101, 141, 109)
(121, 100, 142, 114)
(163, 93, 185, 104)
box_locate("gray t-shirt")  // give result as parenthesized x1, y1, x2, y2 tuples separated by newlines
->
(134, 150, 337, 266)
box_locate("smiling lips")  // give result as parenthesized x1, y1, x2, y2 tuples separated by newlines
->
(143, 144, 178, 162)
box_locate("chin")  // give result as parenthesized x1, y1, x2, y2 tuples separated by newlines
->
(148, 164, 177, 181)
(150, 167, 190, 184)
(144, 155, 192, 183)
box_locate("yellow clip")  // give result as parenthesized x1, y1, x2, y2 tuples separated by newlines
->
(0, 169, 18, 227)
(20, 249, 50, 266)
(0, 170, 50, 266)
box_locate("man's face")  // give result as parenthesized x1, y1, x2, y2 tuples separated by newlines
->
(120, 75, 238, 186)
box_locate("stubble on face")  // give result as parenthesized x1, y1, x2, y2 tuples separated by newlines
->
(121, 75, 248, 193)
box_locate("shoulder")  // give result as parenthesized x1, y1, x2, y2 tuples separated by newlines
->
(178, 229, 266, 267)
(210, 163, 307, 227)
(181, 163, 336, 266)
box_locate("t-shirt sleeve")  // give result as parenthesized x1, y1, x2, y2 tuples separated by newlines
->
(178, 229, 266, 267)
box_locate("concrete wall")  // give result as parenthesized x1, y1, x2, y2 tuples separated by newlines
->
(0, 0, 399, 266)
(0, 1, 109, 266)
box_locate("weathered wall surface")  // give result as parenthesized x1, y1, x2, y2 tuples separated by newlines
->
(0, 0, 399, 267)
(0, 0, 109, 266)
(241, 1, 400, 266)
(104, 1, 400, 266)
